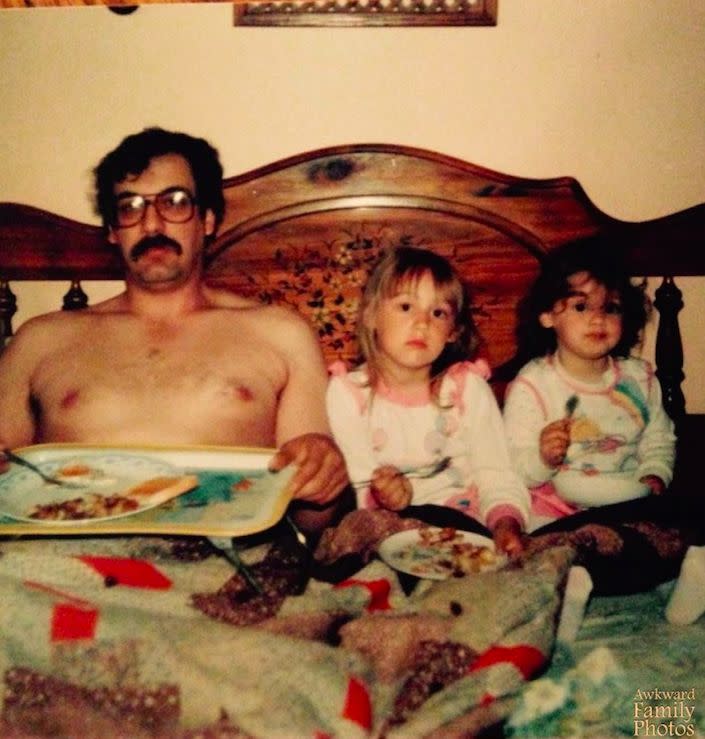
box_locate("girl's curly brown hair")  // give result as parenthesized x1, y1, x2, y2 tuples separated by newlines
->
(514, 236, 650, 366)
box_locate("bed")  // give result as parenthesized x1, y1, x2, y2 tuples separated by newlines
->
(0, 144, 703, 737)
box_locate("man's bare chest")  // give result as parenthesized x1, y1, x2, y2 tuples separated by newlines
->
(33, 321, 285, 418)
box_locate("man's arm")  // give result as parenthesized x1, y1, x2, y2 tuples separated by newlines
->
(0, 320, 44, 458)
(265, 308, 350, 531)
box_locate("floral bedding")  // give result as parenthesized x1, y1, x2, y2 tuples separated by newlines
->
(1, 523, 701, 738)
(0, 532, 573, 737)
(508, 585, 705, 737)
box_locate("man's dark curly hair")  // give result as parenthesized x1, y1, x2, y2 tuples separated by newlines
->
(514, 235, 649, 363)
(93, 127, 225, 234)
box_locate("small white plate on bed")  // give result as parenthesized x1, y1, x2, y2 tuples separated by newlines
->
(0, 452, 189, 525)
(378, 528, 507, 580)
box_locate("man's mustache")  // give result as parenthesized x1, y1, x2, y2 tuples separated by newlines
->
(129, 235, 183, 261)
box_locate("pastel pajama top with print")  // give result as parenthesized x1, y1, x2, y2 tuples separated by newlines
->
(326, 360, 529, 530)
(503, 354, 676, 530)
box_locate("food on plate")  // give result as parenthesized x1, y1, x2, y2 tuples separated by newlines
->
(29, 494, 139, 521)
(391, 528, 503, 578)
(447, 538, 499, 575)
(53, 462, 115, 487)
(55, 463, 93, 477)
(418, 527, 460, 545)
(127, 476, 193, 499)
(28, 474, 199, 521)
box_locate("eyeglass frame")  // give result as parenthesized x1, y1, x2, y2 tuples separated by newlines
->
(111, 186, 199, 229)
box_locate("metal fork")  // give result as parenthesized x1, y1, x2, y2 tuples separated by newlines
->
(354, 455, 452, 487)
(208, 536, 264, 594)
(2, 449, 85, 488)
(565, 395, 579, 418)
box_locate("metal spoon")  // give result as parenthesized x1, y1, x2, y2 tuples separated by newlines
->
(2, 449, 85, 488)
(286, 514, 309, 550)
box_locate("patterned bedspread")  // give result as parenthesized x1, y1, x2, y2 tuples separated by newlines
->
(1, 528, 702, 738)
(508, 585, 705, 737)
(0, 533, 574, 738)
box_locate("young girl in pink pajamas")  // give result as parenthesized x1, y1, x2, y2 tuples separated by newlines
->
(503, 238, 676, 531)
(326, 246, 529, 557)
(503, 238, 700, 594)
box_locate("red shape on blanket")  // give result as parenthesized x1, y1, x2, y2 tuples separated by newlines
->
(479, 692, 496, 707)
(77, 556, 172, 590)
(334, 578, 392, 612)
(51, 603, 98, 641)
(468, 644, 545, 680)
(341, 675, 373, 730)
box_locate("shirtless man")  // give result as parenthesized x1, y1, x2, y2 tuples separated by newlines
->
(0, 128, 349, 529)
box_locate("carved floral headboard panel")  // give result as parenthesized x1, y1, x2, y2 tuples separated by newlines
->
(205, 146, 600, 372)
(207, 210, 542, 373)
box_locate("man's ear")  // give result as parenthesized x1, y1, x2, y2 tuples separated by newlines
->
(204, 209, 216, 237)
(539, 311, 555, 329)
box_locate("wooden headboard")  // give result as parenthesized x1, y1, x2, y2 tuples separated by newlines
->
(1, 144, 703, 426)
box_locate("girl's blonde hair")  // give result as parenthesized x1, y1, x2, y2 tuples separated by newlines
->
(357, 246, 480, 390)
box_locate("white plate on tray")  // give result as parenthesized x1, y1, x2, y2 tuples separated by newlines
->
(0, 444, 294, 537)
(378, 528, 507, 580)
(0, 452, 188, 525)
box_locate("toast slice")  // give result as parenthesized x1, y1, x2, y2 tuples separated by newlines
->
(125, 475, 200, 507)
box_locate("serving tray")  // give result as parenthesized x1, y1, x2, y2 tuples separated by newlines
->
(0, 443, 294, 537)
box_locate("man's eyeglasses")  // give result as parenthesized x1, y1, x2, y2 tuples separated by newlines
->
(113, 187, 197, 228)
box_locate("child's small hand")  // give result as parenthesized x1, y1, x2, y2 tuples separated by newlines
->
(640, 474, 666, 495)
(370, 465, 413, 511)
(492, 516, 525, 558)
(539, 419, 572, 468)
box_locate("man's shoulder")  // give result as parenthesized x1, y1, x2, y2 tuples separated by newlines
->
(206, 288, 308, 325)
(3, 309, 86, 361)
(207, 292, 321, 358)
(205, 287, 261, 310)
(13, 309, 83, 337)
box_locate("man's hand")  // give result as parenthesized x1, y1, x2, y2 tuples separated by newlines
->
(539, 419, 572, 468)
(269, 433, 349, 506)
(370, 465, 412, 511)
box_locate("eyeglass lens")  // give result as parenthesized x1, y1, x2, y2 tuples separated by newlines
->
(115, 188, 196, 227)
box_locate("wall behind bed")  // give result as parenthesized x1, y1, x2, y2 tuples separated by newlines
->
(1, 0, 704, 411)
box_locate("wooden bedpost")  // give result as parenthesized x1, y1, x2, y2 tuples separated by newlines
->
(0, 279, 17, 347)
(62, 280, 89, 311)
(653, 276, 686, 425)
